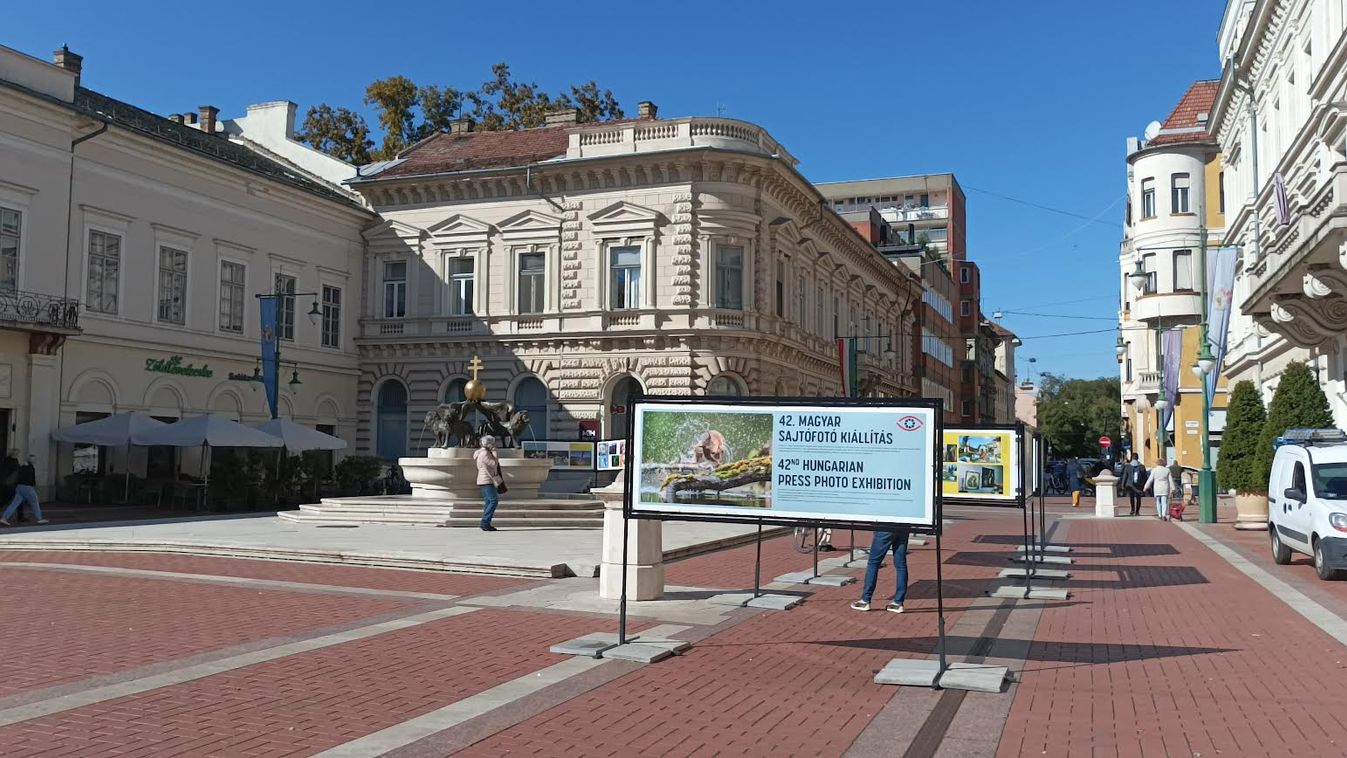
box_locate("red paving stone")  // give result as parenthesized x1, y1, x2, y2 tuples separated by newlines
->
(0, 609, 625, 757)
(664, 529, 875, 588)
(457, 517, 1021, 758)
(0, 569, 410, 698)
(0, 550, 532, 596)
(1197, 516, 1347, 610)
(997, 517, 1347, 758)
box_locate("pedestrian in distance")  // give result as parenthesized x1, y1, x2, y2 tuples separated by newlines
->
(0, 454, 48, 527)
(1123, 453, 1147, 516)
(851, 527, 912, 613)
(474, 435, 505, 531)
(0, 450, 20, 522)
(1168, 459, 1185, 504)
(1068, 457, 1083, 507)
(1143, 459, 1173, 521)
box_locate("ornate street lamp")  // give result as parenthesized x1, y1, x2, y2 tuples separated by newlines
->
(1128, 260, 1148, 292)
(1116, 335, 1127, 357)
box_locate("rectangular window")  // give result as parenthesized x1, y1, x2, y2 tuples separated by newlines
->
(816, 285, 825, 335)
(832, 300, 839, 339)
(447, 258, 474, 316)
(1141, 178, 1156, 218)
(1170, 173, 1190, 213)
(1142, 253, 1158, 294)
(960, 265, 970, 284)
(0, 207, 19, 290)
(1219, 170, 1225, 214)
(274, 273, 296, 340)
(219, 261, 246, 333)
(86, 230, 120, 314)
(157, 246, 188, 324)
(775, 261, 784, 318)
(609, 246, 641, 310)
(962, 399, 973, 417)
(797, 277, 807, 326)
(1126, 358, 1133, 383)
(519, 251, 546, 313)
(920, 193, 930, 208)
(321, 285, 341, 348)
(960, 299, 971, 317)
(383, 260, 406, 318)
(714, 245, 744, 310)
(1173, 250, 1194, 291)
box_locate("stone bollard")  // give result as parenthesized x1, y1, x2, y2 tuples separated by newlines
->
(1093, 470, 1118, 518)
(594, 471, 664, 600)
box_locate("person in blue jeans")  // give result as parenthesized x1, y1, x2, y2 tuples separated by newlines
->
(851, 527, 910, 613)
(474, 435, 503, 531)
(0, 455, 47, 527)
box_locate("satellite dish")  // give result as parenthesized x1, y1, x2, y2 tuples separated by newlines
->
(1143, 120, 1162, 142)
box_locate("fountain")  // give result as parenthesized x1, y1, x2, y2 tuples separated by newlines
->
(282, 356, 603, 528)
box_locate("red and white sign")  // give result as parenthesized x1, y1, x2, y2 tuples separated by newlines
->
(610, 404, 627, 415)
(1099, 436, 1112, 448)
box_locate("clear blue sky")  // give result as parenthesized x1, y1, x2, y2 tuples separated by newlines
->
(7, 0, 1225, 381)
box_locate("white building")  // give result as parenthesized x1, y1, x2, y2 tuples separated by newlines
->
(1213, 0, 1347, 425)
(0, 44, 371, 494)
(346, 105, 922, 458)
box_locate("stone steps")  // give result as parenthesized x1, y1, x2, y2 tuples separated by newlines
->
(279, 496, 604, 528)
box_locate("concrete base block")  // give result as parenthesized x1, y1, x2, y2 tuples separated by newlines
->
(603, 643, 673, 664)
(1015, 544, 1072, 553)
(874, 658, 942, 687)
(1233, 521, 1268, 531)
(999, 568, 1071, 580)
(1010, 554, 1073, 565)
(707, 592, 754, 607)
(909, 537, 928, 546)
(806, 574, 856, 587)
(989, 585, 1071, 600)
(843, 559, 870, 569)
(745, 593, 802, 610)
(550, 635, 620, 658)
(774, 571, 816, 584)
(874, 659, 1008, 692)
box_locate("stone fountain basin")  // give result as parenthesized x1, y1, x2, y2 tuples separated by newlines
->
(401, 447, 552, 500)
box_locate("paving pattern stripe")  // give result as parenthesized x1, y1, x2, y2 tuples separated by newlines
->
(1174, 520, 1347, 649)
(0, 606, 479, 728)
(0, 561, 462, 601)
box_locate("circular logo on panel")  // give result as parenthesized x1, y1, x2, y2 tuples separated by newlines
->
(896, 415, 924, 432)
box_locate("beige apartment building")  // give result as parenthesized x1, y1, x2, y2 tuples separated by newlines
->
(347, 106, 923, 457)
(0, 44, 370, 492)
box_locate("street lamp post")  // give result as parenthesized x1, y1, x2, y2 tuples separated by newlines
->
(252, 289, 321, 419)
(1195, 225, 1217, 523)
(840, 317, 898, 398)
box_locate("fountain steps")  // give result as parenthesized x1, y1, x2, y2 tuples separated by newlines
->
(280, 496, 603, 528)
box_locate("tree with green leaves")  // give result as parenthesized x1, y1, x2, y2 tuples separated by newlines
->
(1217, 380, 1267, 494)
(364, 75, 421, 160)
(1257, 361, 1335, 479)
(1035, 373, 1122, 458)
(296, 105, 373, 165)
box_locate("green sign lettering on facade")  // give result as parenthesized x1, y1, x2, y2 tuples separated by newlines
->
(145, 355, 213, 378)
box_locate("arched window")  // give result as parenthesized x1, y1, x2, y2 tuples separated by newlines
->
(708, 375, 744, 397)
(512, 377, 549, 441)
(608, 376, 643, 439)
(376, 379, 408, 460)
(444, 378, 467, 403)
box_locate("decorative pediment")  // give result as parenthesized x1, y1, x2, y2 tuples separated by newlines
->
(427, 214, 492, 249)
(697, 207, 759, 234)
(498, 209, 562, 243)
(769, 217, 801, 246)
(588, 201, 661, 237)
(362, 219, 426, 255)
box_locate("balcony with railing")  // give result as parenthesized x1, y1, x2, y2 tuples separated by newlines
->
(0, 289, 81, 334)
(567, 118, 797, 165)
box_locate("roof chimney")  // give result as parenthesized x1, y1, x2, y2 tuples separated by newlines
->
(168, 114, 184, 125)
(544, 107, 579, 127)
(637, 101, 657, 119)
(448, 116, 474, 135)
(199, 105, 219, 135)
(52, 45, 83, 87)
(184, 112, 198, 125)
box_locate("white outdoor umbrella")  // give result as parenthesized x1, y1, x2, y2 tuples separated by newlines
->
(52, 412, 168, 502)
(131, 415, 284, 507)
(247, 419, 347, 452)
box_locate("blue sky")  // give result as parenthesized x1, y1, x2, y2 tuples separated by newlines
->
(7, 0, 1226, 381)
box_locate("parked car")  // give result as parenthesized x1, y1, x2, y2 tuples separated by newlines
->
(1267, 428, 1347, 580)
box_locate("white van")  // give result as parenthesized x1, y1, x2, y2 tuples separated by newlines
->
(1267, 429, 1347, 580)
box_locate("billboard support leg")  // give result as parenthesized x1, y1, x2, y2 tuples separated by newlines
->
(812, 529, 820, 579)
(849, 528, 856, 565)
(618, 507, 630, 645)
(753, 521, 763, 599)
(1021, 490, 1034, 596)
(934, 529, 948, 688)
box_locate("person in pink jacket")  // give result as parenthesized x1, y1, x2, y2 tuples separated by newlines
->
(474, 435, 504, 531)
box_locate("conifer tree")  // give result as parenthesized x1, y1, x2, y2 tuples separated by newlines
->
(1216, 380, 1266, 493)
(1256, 362, 1335, 481)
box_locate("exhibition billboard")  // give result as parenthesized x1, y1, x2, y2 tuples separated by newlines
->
(940, 425, 1023, 505)
(522, 441, 595, 470)
(627, 397, 942, 531)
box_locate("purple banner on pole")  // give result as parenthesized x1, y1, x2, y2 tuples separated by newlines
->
(1162, 326, 1183, 434)
(1205, 246, 1239, 405)
(259, 297, 278, 419)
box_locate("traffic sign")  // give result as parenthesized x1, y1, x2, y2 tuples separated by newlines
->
(1099, 436, 1112, 447)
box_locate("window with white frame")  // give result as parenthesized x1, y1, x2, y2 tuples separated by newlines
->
(86, 230, 121, 314)
(609, 245, 640, 310)
(960, 299, 971, 317)
(447, 258, 473, 315)
(1142, 252, 1158, 294)
(219, 260, 246, 333)
(714, 244, 744, 310)
(274, 273, 296, 340)
(157, 246, 188, 324)
(383, 260, 407, 318)
(321, 285, 341, 348)
(0, 207, 20, 291)
(960, 265, 970, 284)
(1141, 178, 1156, 218)
(1173, 250, 1194, 291)
(518, 252, 546, 314)
(1170, 173, 1190, 214)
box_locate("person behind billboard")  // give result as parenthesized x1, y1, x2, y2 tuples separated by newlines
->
(851, 526, 911, 613)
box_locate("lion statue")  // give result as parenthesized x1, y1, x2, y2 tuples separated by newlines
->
(424, 402, 475, 448)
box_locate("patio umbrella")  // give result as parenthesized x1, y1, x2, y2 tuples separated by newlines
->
(247, 419, 347, 451)
(131, 415, 284, 506)
(52, 412, 169, 501)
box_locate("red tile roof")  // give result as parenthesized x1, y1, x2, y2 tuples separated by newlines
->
(1146, 80, 1219, 146)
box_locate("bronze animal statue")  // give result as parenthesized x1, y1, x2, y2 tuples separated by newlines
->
(503, 409, 531, 447)
(424, 403, 475, 448)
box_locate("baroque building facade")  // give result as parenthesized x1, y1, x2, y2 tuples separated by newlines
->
(348, 108, 922, 458)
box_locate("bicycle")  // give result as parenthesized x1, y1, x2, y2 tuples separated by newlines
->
(793, 526, 816, 554)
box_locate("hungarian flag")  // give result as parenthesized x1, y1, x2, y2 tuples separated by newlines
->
(836, 338, 858, 398)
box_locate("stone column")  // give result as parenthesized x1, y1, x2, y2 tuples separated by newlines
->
(26, 351, 59, 499)
(1094, 470, 1118, 518)
(594, 471, 664, 600)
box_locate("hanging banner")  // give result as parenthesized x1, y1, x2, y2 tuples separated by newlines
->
(628, 398, 941, 530)
(1161, 326, 1183, 434)
(1205, 246, 1238, 405)
(259, 297, 279, 419)
(836, 338, 858, 398)
(1272, 173, 1290, 227)
(941, 425, 1023, 505)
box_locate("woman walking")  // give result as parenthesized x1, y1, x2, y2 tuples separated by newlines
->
(1143, 459, 1174, 521)
(0, 454, 48, 527)
(1068, 457, 1083, 507)
(474, 436, 504, 531)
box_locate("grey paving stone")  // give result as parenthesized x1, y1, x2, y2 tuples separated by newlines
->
(745, 594, 801, 610)
(806, 574, 856, 587)
(706, 592, 753, 607)
(549, 637, 619, 658)
(602, 643, 673, 664)
(774, 571, 817, 584)
(874, 659, 1009, 693)
(874, 658, 941, 687)
(988, 585, 1070, 600)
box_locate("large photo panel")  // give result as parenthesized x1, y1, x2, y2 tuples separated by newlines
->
(628, 398, 940, 529)
(940, 425, 1024, 505)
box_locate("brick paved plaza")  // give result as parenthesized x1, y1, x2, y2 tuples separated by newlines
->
(1, 501, 1345, 757)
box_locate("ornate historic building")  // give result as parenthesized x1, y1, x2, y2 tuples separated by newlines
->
(347, 106, 922, 456)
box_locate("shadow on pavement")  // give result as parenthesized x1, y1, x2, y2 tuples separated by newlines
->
(818, 635, 1236, 663)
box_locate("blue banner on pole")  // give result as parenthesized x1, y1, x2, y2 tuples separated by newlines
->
(1161, 326, 1183, 436)
(259, 297, 278, 419)
(1205, 246, 1238, 406)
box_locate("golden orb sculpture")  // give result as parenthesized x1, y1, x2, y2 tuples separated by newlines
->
(464, 378, 487, 402)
